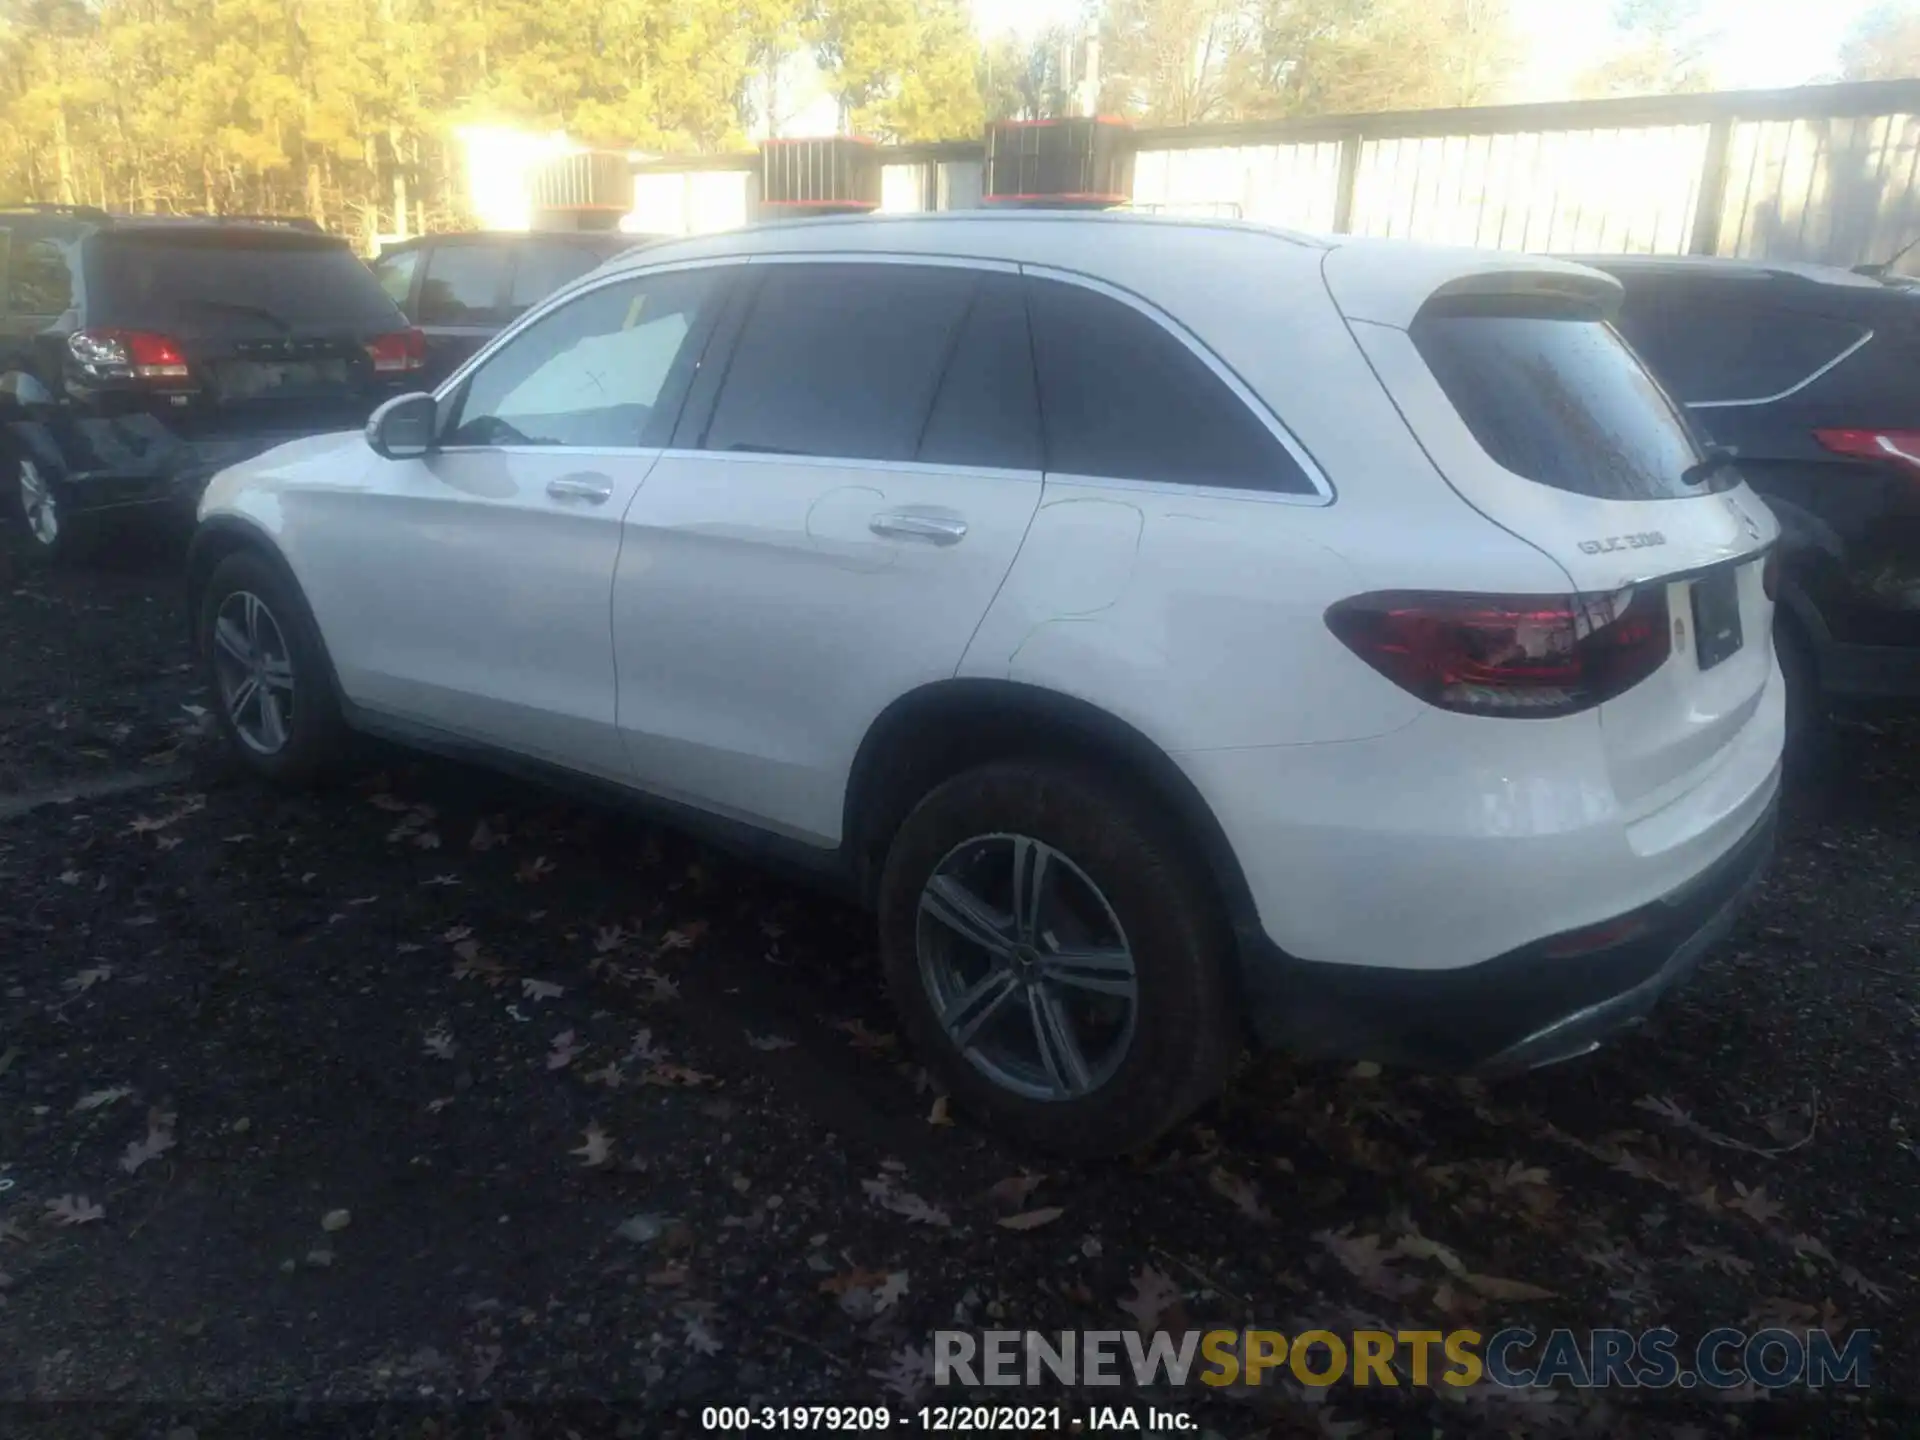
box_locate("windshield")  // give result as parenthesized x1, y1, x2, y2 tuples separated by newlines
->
(87, 232, 404, 334)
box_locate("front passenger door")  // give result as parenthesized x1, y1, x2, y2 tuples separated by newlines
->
(295, 263, 728, 781)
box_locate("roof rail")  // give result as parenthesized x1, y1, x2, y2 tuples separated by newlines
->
(0, 202, 112, 222)
(200, 213, 325, 232)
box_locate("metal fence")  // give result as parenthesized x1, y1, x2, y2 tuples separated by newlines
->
(625, 79, 1920, 268)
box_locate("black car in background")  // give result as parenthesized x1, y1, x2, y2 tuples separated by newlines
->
(369, 230, 657, 387)
(1586, 255, 1920, 737)
(1, 206, 423, 561)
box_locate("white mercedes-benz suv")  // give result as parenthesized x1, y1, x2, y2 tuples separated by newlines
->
(189, 212, 1784, 1155)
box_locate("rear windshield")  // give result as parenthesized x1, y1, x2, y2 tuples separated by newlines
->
(87, 232, 404, 334)
(1411, 297, 1706, 501)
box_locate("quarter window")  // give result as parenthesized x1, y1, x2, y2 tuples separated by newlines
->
(445, 268, 721, 449)
(1024, 276, 1315, 493)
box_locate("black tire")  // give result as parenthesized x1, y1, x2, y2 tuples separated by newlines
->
(198, 549, 348, 786)
(1775, 618, 1829, 769)
(10, 454, 97, 565)
(877, 760, 1239, 1157)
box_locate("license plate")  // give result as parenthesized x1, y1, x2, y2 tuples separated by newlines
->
(1691, 569, 1743, 671)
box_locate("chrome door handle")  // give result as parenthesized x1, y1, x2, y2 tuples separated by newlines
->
(869, 511, 968, 545)
(547, 475, 613, 503)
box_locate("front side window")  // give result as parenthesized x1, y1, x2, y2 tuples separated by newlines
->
(1025, 276, 1316, 493)
(445, 267, 721, 449)
(372, 247, 421, 315)
(418, 245, 510, 327)
(701, 263, 978, 462)
(1412, 296, 1705, 501)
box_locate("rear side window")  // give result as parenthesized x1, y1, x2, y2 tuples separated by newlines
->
(703, 263, 975, 462)
(87, 233, 402, 332)
(508, 243, 608, 313)
(1411, 299, 1703, 502)
(418, 245, 509, 326)
(1025, 277, 1314, 492)
(1613, 292, 1867, 404)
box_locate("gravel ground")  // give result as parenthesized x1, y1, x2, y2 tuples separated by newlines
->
(1, 520, 1916, 1439)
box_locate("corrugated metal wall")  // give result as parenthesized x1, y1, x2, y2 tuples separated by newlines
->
(622, 83, 1920, 268)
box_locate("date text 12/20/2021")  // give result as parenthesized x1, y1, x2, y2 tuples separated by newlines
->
(701, 1406, 1195, 1431)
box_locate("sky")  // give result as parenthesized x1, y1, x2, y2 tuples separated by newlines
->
(966, 0, 1888, 100)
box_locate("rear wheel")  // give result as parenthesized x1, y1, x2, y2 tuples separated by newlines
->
(14, 457, 95, 564)
(199, 550, 347, 785)
(877, 760, 1238, 1156)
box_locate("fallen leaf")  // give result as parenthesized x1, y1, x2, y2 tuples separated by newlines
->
(642, 1063, 715, 1088)
(469, 820, 501, 851)
(1840, 1266, 1891, 1304)
(616, 1213, 666, 1244)
(640, 970, 680, 1002)
(516, 856, 555, 883)
(368, 793, 412, 813)
(927, 1095, 954, 1127)
(410, 830, 442, 851)
(861, 1176, 951, 1227)
(572, 1123, 613, 1168)
(987, 1173, 1046, 1209)
(625, 1029, 664, 1064)
(120, 1119, 176, 1175)
(1118, 1266, 1181, 1330)
(63, 965, 112, 994)
(1683, 1244, 1753, 1277)
(997, 1206, 1065, 1231)
(1461, 1272, 1557, 1302)
(1315, 1230, 1419, 1300)
(593, 925, 631, 954)
(547, 1031, 583, 1070)
(443, 925, 473, 943)
(422, 1028, 456, 1060)
(1350, 1061, 1382, 1079)
(1209, 1166, 1272, 1222)
(321, 1209, 351, 1232)
(45, 1195, 104, 1226)
(73, 1086, 133, 1113)
(1728, 1182, 1786, 1227)
(521, 979, 564, 1002)
(746, 1033, 795, 1051)
(583, 1062, 626, 1089)
(874, 1271, 910, 1313)
(871, 1343, 934, 1403)
(837, 1018, 897, 1052)
(683, 1315, 721, 1356)
(819, 1266, 892, 1295)
(647, 1263, 690, 1287)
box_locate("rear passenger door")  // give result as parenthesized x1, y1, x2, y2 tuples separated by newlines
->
(610, 257, 1045, 844)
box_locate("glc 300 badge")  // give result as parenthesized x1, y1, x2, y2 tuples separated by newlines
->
(1578, 531, 1667, 555)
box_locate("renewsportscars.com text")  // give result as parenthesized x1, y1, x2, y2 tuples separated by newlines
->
(934, 1326, 1874, 1391)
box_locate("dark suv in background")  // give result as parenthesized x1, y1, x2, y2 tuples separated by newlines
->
(1588, 255, 1920, 737)
(2, 206, 423, 560)
(370, 230, 655, 387)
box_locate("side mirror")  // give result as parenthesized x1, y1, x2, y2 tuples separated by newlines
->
(366, 392, 436, 460)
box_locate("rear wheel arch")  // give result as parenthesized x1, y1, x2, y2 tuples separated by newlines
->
(843, 679, 1259, 938)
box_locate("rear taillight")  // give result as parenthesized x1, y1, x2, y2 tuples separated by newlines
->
(1814, 427, 1920, 473)
(1325, 588, 1672, 719)
(68, 328, 190, 381)
(366, 328, 426, 374)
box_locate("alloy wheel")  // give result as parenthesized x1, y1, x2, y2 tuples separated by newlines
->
(18, 459, 57, 546)
(211, 590, 297, 755)
(915, 833, 1138, 1102)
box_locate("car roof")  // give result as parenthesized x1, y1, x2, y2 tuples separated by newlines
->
(605, 211, 1615, 329)
(380, 230, 646, 254)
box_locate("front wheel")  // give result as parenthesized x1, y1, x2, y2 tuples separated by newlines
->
(198, 550, 348, 785)
(877, 760, 1238, 1156)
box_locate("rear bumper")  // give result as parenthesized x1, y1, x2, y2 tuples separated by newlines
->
(10, 418, 306, 518)
(1238, 789, 1779, 1070)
